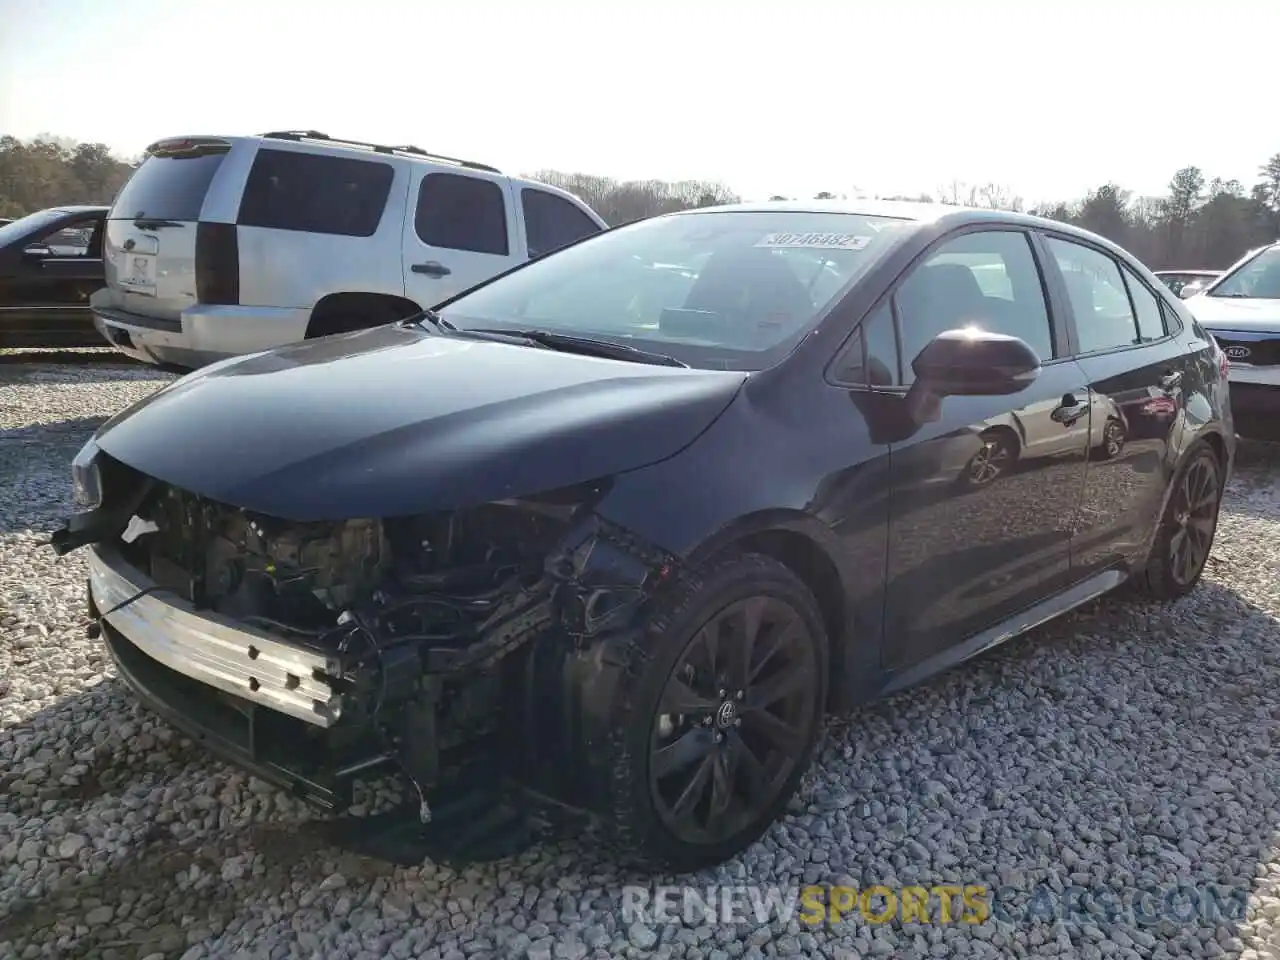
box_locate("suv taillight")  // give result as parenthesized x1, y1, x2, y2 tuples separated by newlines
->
(195, 222, 239, 305)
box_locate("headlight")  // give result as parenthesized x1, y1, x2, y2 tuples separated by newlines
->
(71, 439, 103, 509)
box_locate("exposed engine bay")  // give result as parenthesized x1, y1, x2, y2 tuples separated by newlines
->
(62, 456, 675, 853)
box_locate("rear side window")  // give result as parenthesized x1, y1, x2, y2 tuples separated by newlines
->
(238, 149, 393, 237)
(1119, 265, 1168, 343)
(416, 173, 509, 255)
(521, 188, 602, 258)
(1044, 237, 1139, 353)
(110, 150, 228, 222)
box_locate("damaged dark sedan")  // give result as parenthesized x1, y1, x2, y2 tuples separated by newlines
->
(53, 200, 1234, 870)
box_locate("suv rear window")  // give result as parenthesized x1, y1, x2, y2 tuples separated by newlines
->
(521, 188, 602, 258)
(238, 149, 394, 237)
(110, 148, 229, 222)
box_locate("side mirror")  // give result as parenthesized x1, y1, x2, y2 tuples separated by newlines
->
(1178, 285, 1201, 299)
(905, 327, 1041, 423)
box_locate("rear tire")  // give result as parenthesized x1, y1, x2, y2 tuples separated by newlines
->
(1128, 441, 1223, 600)
(962, 429, 1018, 487)
(595, 553, 828, 872)
(1096, 418, 1126, 460)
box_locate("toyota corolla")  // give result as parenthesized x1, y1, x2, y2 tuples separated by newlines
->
(52, 200, 1233, 870)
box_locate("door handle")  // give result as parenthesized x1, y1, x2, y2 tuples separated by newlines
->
(1050, 393, 1087, 425)
(411, 261, 451, 278)
(1159, 370, 1182, 390)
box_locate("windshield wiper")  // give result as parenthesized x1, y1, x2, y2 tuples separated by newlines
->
(132, 216, 182, 230)
(399, 308, 457, 333)
(466, 328, 689, 367)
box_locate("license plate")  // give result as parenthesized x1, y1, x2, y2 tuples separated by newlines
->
(119, 252, 157, 294)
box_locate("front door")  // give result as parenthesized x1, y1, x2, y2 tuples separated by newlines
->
(402, 170, 522, 309)
(0, 212, 106, 346)
(1038, 234, 1191, 574)
(880, 228, 1092, 670)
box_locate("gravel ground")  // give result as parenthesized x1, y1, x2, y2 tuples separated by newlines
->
(1, 360, 1279, 960)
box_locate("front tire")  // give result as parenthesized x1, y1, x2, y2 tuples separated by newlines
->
(1129, 441, 1223, 600)
(1097, 418, 1126, 460)
(962, 430, 1017, 487)
(598, 553, 828, 871)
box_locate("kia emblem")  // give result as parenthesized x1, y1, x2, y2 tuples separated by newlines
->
(1224, 345, 1251, 361)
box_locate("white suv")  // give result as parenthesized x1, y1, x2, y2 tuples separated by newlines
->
(90, 131, 609, 369)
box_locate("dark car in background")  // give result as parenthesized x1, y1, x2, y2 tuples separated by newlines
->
(54, 200, 1233, 870)
(0, 205, 109, 347)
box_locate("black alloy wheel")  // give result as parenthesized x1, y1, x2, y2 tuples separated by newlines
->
(648, 595, 818, 846)
(1168, 453, 1220, 588)
(1129, 441, 1223, 600)
(595, 553, 827, 870)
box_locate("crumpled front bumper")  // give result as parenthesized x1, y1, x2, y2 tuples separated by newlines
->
(87, 544, 394, 807)
(87, 544, 343, 727)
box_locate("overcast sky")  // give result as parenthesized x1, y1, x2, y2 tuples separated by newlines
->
(2, 0, 1275, 205)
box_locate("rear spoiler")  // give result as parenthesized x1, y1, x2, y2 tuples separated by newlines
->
(144, 136, 232, 158)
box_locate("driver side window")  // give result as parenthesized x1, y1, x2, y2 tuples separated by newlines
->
(27, 218, 102, 259)
(893, 230, 1055, 385)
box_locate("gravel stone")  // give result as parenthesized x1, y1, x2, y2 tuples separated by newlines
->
(3, 358, 1280, 959)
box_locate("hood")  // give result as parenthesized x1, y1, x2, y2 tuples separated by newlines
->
(1185, 293, 1280, 330)
(93, 324, 747, 520)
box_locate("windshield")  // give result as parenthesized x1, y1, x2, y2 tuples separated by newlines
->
(0, 208, 68, 248)
(1207, 245, 1280, 299)
(437, 210, 912, 371)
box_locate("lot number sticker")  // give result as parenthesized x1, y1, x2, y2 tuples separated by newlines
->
(755, 232, 872, 250)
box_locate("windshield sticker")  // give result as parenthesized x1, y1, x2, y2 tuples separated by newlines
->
(755, 232, 872, 251)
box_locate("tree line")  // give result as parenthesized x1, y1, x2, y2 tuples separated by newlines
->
(3, 134, 1277, 270)
(0, 136, 138, 220)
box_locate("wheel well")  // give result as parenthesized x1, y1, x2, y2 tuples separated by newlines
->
(980, 423, 1021, 453)
(1199, 430, 1227, 471)
(729, 529, 845, 701)
(306, 292, 421, 338)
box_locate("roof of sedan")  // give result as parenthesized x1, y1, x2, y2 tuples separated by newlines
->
(674, 198, 1143, 252)
(675, 197, 1075, 229)
(679, 198, 955, 221)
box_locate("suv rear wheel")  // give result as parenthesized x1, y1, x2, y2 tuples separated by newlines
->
(306, 297, 414, 338)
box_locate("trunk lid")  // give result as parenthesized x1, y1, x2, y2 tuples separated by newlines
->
(104, 137, 233, 321)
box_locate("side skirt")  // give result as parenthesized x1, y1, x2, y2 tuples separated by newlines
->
(876, 568, 1128, 697)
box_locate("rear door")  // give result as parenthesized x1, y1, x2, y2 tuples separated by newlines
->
(402, 170, 522, 307)
(103, 137, 232, 321)
(1037, 233, 1191, 575)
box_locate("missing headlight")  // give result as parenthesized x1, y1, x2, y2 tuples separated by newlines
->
(71, 439, 103, 508)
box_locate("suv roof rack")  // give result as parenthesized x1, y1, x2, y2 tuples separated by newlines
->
(259, 131, 501, 174)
